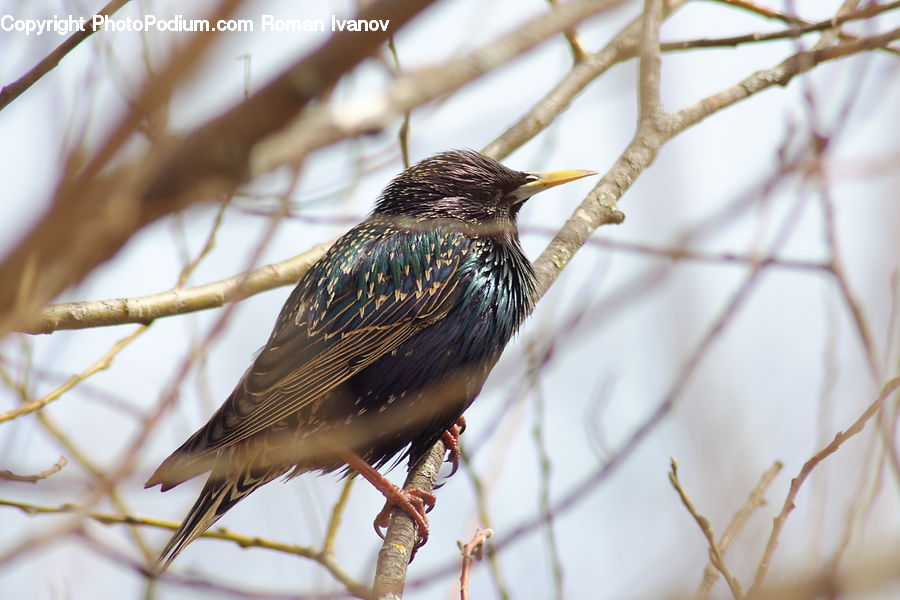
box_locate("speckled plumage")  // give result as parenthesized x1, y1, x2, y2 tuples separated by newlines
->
(146, 150, 593, 569)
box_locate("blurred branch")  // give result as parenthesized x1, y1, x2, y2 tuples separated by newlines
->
(745, 543, 900, 600)
(0, 497, 370, 597)
(323, 477, 355, 558)
(252, 0, 626, 172)
(0, 0, 132, 112)
(36, 410, 157, 564)
(458, 444, 511, 599)
(669, 458, 745, 600)
(0, 360, 156, 562)
(0, 325, 147, 422)
(0, 456, 67, 483)
(0, 174, 304, 570)
(528, 343, 564, 600)
(749, 376, 900, 596)
(547, 0, 590, 62)
(716, 0, 805, 24)
(0, 0, 437, 338)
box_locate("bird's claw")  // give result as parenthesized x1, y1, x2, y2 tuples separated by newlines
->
(442, 416, 467, 477)
(373, 487, 436, 549)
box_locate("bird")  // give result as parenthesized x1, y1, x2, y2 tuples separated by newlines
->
(145, 149, 596, 570)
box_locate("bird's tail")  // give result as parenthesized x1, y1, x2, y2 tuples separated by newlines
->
(155, 466, 284, 572)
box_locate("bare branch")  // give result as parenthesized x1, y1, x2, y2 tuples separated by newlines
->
(0, 0, 438, 338)
(458, 527, 493, 600)
(662, 1, 900, 51)
(0, 0, 132, 112)
(483, 0, 688, 160)
(0, 456, 67, 483)
(0, 498, 370, 597)
(0, 325, 147, 422)
(749, 377, 900, 595)
(251, 0, 627, 174)
(25, 242, 331, 334)
(695, 461, 783, 600)
(373, 440, 446, 599)
(669, 458, 745, 600)
(532, 25, 900, 296)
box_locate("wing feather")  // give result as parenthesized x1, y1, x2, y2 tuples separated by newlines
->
(148, 223, 471, 486)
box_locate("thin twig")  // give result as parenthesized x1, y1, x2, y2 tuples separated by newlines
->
(662, 1, 900, 51)
(0, 0, 132, 111)
(323, 478, 355, 558)
(0, 498, 370, 597)
(527, 344, 564, 600)
(0, 456, 67, 483)
(458, 527, 493, 600)
(0, 325, 148, 422)
(669, 458, 744, 600)
(748, 377, 900, 596)
(695, 461, 783, 600)
(547, 0, 590, 61)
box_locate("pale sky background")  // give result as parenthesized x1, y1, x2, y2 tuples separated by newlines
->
(1, 1, 899, 599)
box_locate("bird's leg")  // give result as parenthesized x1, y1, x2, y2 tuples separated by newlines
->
(441, 416, 467, 476)
(335, 449, 435, 545)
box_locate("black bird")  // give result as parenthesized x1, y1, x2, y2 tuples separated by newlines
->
(146, 149, 595, 569)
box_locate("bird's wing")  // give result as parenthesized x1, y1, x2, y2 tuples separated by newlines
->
(149, 226, 471, 485)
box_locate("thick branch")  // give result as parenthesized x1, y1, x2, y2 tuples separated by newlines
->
(25, 242, 330, 334)
(373, 440, 446, 599)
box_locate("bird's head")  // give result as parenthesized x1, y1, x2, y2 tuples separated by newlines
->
(373, 150, 596, 231)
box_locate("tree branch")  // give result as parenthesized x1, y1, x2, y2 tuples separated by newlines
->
(0, 497, 370, 597)
(24, 242, 331, 334)
(749, 376, 900, 596)
(373, 440, 446, 599)
(662, 1, 900, 52)
(0, 457, 67, 483)
(0, 0, 132, 112)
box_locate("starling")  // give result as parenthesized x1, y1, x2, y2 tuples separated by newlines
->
(145, 149, 595, 569)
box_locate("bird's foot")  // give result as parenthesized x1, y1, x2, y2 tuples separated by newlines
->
(335, 447, 436, 548)
(373, 486, 436, 547)
(441, 416, 467, 476)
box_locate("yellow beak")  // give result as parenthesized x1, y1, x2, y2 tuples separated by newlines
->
(507, 169, 598, 203)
